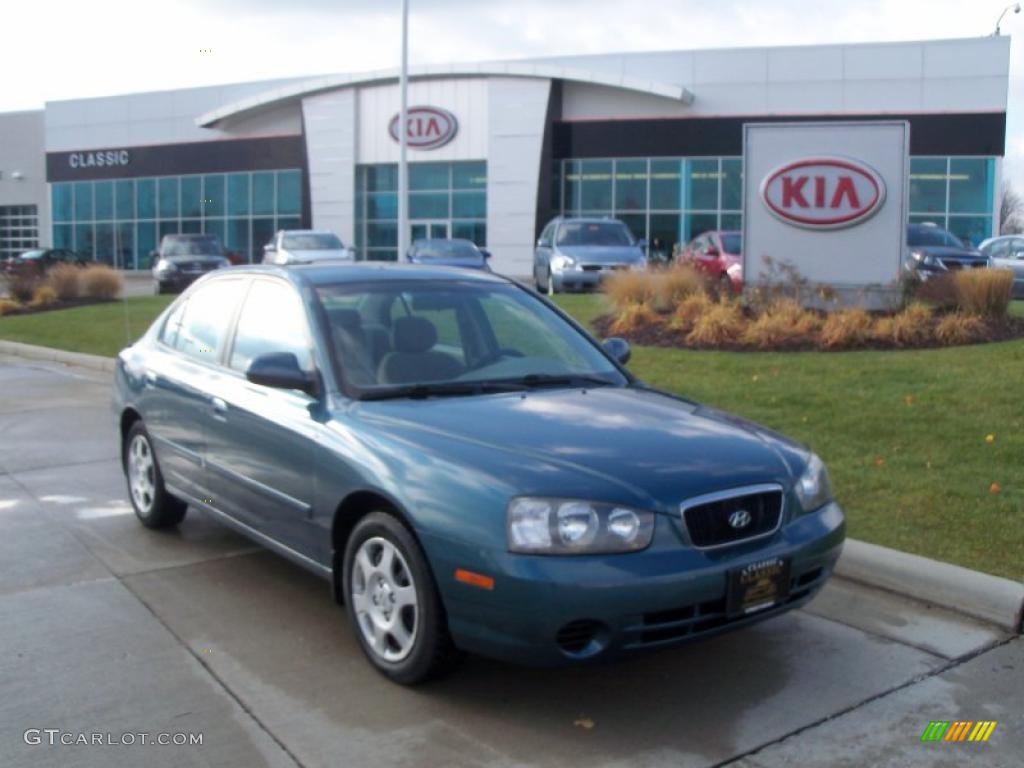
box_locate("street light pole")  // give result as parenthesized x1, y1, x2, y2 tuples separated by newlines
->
(993, 2, 1021, 35)
(397, 0, 410, 261)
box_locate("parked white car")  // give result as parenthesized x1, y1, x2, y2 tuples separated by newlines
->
(978, 235, 1024, 298)
(263, 230, 355, 266)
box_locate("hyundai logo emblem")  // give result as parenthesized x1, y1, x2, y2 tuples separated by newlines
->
(728, 509, 752, 529)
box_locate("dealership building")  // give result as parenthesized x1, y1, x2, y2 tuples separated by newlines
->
(0, 35, 1010, 275)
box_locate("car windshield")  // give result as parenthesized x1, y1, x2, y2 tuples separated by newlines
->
(163, 237, 223, 256)
(282, 233, 343, 251)
(556, 221, 633, 247)
(317, 280, 626, 398)
(721, 234, 742, 254)
(411, 240, 479, 260)
(907, 226, 964, 248)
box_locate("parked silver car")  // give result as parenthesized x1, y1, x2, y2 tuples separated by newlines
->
(533, 217, 646, 295)
(263, 230, 354, 266)
(978, 235, 1024, 298)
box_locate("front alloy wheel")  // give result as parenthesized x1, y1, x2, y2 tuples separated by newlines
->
(342, 512, 461, 684)
(123, 421, 187, 529)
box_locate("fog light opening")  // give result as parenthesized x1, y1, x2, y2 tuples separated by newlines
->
(555, 619, 608, 658)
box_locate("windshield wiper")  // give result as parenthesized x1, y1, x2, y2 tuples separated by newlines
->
(359, 380, 528, 401)
(512, 373, 619, 390)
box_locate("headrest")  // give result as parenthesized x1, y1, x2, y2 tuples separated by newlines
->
(392, 316, 438, 354)
(329, 308, 363, 336)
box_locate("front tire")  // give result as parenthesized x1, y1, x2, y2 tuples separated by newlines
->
(123, 422, 188, 529)
(343, 512, 460, 684)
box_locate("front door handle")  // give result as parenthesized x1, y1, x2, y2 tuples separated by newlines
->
(210, 397, 228, 421)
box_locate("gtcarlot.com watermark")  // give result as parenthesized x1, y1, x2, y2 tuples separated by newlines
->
(24, 729, 203, 747)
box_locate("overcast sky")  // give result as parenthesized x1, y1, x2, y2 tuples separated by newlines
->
(3, 0, 1021, 188)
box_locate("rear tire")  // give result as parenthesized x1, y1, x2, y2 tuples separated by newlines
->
(123, 422, 188, 529)
(343, 512, 461, 685)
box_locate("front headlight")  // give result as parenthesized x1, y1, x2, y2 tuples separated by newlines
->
(507, 497, 654, 554)
(154, 259, 177, 273)
(629, 257, 648, 272)
(794, 454, 833, 513)
(216, 257, 230, 268)
(550, 254, 578, 272)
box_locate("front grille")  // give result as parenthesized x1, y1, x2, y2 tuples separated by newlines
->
(681, 485, 783, 548)
(623, 565, 827, 649)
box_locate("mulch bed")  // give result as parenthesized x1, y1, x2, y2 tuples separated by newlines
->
(0, 298, 117, 317)
(593, 312, 1024, 352)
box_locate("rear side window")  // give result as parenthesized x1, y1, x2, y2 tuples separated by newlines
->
(162, 279, 243, 363)
(229, 280, 313, 374)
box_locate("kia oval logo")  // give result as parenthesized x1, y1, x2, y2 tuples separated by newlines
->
(728, 509, 752, 529)
(388, 106, 458, 150)
(760, 156, 886, 230)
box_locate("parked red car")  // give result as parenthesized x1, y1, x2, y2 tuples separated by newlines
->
(677, 230, 743, 294)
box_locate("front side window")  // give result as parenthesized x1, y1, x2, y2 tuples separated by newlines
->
(229, 280, 313, 374)
(317, 280, 625, 396)
(164, 279, 243, 362)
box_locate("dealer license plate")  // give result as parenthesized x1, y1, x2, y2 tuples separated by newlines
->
(726, 557, 790, 616)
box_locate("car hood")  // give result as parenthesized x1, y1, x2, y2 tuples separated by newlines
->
(158, 255, 224, 265)
(556, 245, 645, 265)
(281, 248, 352, 263)
(352, 386, 805, 510)
(910, 245, 985, 260)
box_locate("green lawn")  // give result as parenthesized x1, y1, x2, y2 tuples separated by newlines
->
(2, 293, 1022, 580)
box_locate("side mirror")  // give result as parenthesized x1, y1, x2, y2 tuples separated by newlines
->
(246, 352, 319, 396)
(263, 243, 276, 253)
(479, 248, 491, 260)
(602, 337, 631, 365)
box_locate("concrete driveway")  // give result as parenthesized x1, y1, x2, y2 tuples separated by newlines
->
(0, 354, 1019, 768)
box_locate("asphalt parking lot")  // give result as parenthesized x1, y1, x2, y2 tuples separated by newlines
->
(1, 353, 1021, 768)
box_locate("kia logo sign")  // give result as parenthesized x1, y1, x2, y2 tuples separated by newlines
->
(388, 106, 458, 150)
(760, 157, 886, 230)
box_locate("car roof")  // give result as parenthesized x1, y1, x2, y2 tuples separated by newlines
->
(214, 262, 509, 287)
(411, 238, 477, 246)
(556, 216, 627, 225)
(279, 229, 338, 236)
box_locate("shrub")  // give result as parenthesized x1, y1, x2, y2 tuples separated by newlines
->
(46, 263, 82, 300)
(652, 266, 707, 311)
(889, 303, 933, 346)
(820, 309, 873, 349)
(4, 270, 40, 303)
(742, 300, 821, 348)
(608, 302, 661, 335)
(0, 298, 20, 316)
(604, 270, 656, 311)
(935, 313, 986, 346)
(30, 285, 58, 307)
(687, 301, 745, 345)
(953, 269, 1013, 318)
(668, 292, 713, 332)
(910, 272, 958, 310)
(80, 264, 123, 300)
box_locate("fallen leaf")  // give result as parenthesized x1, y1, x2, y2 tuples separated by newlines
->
(985, 434, 995, 444)
(874, 457, 886, 467)
(990, 482, 1001, 494)
(904, 394, 914, 406)
(751, 374, 760, 382)
(574, 717, 595, 730)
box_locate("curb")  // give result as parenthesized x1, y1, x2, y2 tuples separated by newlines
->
(0, 340, 116, 373)
(836, 539, 1024, 634)
(0, 339, 1021, 632)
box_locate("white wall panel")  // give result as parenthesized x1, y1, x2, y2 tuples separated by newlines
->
(303, 90, 357, 244)
(843, 43, 923, 81)
(767, 46, 844, 82)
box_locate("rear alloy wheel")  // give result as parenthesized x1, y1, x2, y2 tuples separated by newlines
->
(343, 512, 460, 684)
(124, 422, 187, 529)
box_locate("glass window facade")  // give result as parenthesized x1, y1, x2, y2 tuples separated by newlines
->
(557, 157, 743, 255)
(355, 161, 486, 261)
(50, 169, 302, 268)
(557, 155, 999, 251)
(909, 157, 996, 246)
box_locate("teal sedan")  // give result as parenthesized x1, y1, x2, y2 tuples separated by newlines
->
(114, 264, 844, 684)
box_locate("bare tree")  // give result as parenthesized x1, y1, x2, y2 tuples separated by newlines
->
(1000, 181, 1024, 235)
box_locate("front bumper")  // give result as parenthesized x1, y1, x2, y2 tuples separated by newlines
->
(552, 266, 634, 292)
(423, 501, 845, 666)
(154, 271, 207, 292)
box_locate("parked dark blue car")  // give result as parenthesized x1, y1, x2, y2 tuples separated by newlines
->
(114, 264, 844, 684)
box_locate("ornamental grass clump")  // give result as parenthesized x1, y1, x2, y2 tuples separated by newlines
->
(819, 309, 873, 350)
(46, 263, 82, 300)
(0, 298, 19, 316)
(668, 292, 713, 333)
(81, 264, 123, 300)
(742, 300, 820, 349)
(953, 269, 1013, 318)
(608, 302, 661, 336)
(604, 270, 656, 311)
(889, 302, 933, 347)
(686, 300, 745, 346)
(935, 313, 987, 346)
(30, 285, 58, 308)
(651, 266, 708, 312)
